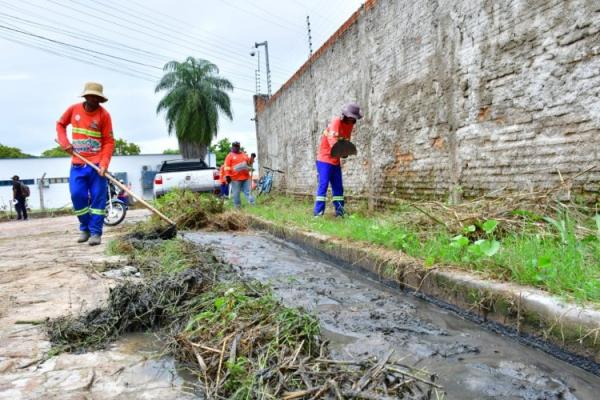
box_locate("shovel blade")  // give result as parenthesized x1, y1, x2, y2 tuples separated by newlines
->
(330, 140, 357, 158)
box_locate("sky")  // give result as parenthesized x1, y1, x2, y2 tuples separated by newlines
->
(0, 0, 363, 156)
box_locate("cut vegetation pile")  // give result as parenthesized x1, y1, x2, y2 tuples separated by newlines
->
(47, 199, 441, 398)
(401, 187, 598, 239)
(47, 268, 205, 353)
(129, 190, 248, 236)
(173, 282, 441, 399)
(155, 189, 248, 231)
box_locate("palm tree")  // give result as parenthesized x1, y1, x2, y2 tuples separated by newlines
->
(155, 57, 233, 160)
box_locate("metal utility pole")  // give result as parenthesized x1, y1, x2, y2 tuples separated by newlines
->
(254, 50, 261, 95)
(306, 16, 313, 57)
(254, 41, 271, 96)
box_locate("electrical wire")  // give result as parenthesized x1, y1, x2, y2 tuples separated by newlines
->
(0, 24, 163, 71)
(1, 0, 296, 85)
(100, 0, 288, 65)
(66, 0, 291, 79)
(124, 0, 288, 63)
(0, 31, 160, 82)
(0, 11, 261, 83)
(287, 0, 339, 26)
(45, 0, 262, 72)
(0, 24, 258, 95)
(219, 0, 307, 36)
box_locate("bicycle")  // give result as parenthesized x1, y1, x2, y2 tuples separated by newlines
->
(257, 166, 283, 196)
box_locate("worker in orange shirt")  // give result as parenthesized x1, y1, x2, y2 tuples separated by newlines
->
(314, 102, 362, 217)
(224, 141, 255, 208)
(57, 82, 115, 246)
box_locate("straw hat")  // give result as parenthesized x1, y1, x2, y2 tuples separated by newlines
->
(81, 82, 108, 102)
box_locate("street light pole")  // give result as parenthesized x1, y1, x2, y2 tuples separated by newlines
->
(254, 41, 271, 96)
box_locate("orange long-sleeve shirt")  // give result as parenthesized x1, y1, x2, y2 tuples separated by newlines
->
(224, 151, 254, 181)
(316, 116, 355, 166)
(56, 103, 115, 169)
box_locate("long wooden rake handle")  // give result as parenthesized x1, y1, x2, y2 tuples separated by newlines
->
(58, 142, 176, 226)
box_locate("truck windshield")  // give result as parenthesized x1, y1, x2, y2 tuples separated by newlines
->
(160, 160, 209, 172)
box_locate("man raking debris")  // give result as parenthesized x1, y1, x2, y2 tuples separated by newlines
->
(56, 82, 175, 245)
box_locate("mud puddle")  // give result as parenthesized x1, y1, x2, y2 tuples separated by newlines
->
(105, 332, 200, 397)
(188, 231, 600, 400)
(0, 331, 199, 400)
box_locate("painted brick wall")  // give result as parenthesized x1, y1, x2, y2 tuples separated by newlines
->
(256, 0, 600, 203)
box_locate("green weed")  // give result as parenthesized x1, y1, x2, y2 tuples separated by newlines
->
(247, 195, 600, 304)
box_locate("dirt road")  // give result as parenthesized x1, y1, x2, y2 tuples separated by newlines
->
(0, 212, 195, 400)
(189, 231, 600, 400)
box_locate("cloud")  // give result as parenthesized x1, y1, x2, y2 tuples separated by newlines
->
(0, 73, 31, 81)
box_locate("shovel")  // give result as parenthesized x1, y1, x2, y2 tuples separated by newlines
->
(330, 140, 357, 158)
(58, 142, 176, 227)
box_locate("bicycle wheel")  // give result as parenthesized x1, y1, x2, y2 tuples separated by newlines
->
(104, 200, 127, 226)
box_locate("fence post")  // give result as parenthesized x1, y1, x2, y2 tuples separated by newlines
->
(39, 172, 46, 211)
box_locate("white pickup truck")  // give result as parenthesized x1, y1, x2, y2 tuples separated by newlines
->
(153, 159, 219, 198)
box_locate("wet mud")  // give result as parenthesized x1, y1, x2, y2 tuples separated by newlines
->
(188, 231, 600, 400)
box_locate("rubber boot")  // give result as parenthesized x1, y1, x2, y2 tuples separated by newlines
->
(88, 235, 102, 246)
(77, 231, 91, 243)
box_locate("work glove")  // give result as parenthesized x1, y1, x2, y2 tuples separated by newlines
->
(225, 176, 232, 184)
(251, 153, 256, 159)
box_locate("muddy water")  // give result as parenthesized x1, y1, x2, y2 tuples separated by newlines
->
(188, 231, 600, 400)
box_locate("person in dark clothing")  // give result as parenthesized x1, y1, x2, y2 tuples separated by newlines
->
(12, 175, 28, 221)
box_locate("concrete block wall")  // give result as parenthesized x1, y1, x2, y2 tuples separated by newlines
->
(256, 0, 600, 202)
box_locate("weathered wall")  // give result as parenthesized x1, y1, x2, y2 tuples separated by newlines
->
(256, 0, 600, 202)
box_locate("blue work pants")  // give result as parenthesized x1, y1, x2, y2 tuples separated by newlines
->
(313, 161, 344, 216)
(69, 164, 107, 235)
(220, 183, 229, 197)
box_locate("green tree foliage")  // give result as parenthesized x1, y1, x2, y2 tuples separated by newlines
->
(0, 144, 32, 158)
(41, 146, 69, 158)
(209, 138, 244, 166)
(155, 57, 233, 160)
(209, 138, 230, 166)
(163, 149, 181, 155)
(114, 138, 141, 155)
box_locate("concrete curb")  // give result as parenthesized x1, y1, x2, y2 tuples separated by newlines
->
(247, 215, 600, 363)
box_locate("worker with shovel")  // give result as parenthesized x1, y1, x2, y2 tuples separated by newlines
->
(314, 102, 363, 217)
(56, 82, 115, 246)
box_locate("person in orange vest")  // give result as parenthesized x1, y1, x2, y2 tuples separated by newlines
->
(224, 141, 255, 208)
(218, 164, 229, 197)
(314, 102, 363, 217)
(56, 82, 115, 246)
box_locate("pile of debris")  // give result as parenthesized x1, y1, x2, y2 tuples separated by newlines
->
(173, 282, 441, 399)
(47, 233, 442, 398)
(47, 269, 205, 352)
(393, 183, 599, 240)
(128, 190, 248, 237)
